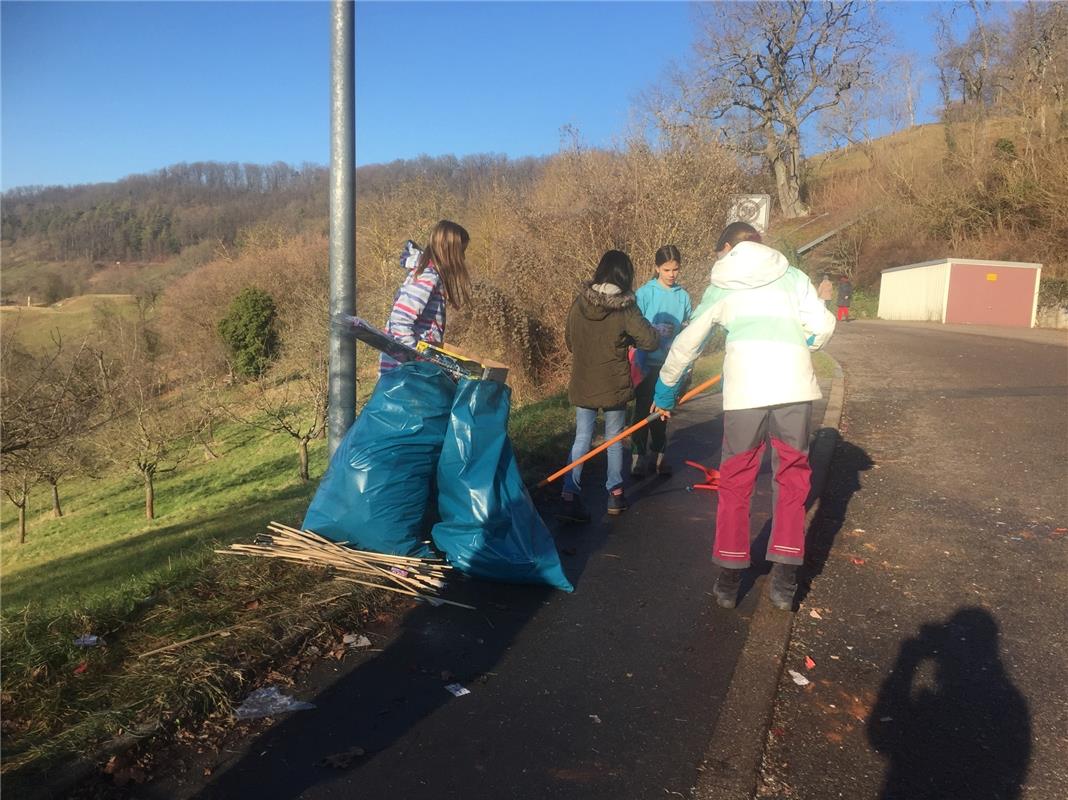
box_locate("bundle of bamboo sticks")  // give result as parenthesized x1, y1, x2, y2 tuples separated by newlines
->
(217, 521, 474, 610)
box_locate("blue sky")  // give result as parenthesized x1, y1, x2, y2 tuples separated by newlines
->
(2, 1, 977, 191)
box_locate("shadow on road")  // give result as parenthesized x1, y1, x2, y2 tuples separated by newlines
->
(798, 433, 873, 603)
(867, 607, 1031, 800)
(194, 536, 563, 798)
(193, 479, 616, 800)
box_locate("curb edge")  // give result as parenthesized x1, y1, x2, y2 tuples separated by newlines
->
(693, 356, 845, 800)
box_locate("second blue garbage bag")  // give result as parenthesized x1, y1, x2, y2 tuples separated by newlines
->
(302, 362, 455, 557)
(432, 378, 573, 592)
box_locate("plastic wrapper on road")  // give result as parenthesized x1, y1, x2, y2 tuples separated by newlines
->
(431, 378, 573, 592)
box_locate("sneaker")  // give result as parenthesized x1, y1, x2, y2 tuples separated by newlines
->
(768, 563, 798, 611)
(713, 567, 742, 609)
(654, 453, 673, 477)
(630, 453, 647, 478)
(557, 494, 591, 524)
(607, 487, 628, 516)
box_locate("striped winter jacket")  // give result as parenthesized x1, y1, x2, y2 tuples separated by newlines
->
(379, 263, 446, 375)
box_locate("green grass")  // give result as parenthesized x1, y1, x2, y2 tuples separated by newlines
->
(0, 294, 139, 353)
(812, 350, 837, 381)
(847, 288, 879, 321)
(0, 408, 347, 785)
(0, 346, 793, 787)
(1, 419, 326, 610)
(0, 369, 583, 785)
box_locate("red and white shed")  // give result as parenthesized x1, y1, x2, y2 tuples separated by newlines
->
(878, 258, 1042, 328)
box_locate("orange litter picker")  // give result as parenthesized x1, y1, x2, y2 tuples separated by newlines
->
(536, 374, 722, 489)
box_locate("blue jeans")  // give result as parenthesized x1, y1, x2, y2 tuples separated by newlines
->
(563, 406, 626, 495)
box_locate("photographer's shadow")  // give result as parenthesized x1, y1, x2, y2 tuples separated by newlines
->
(867, 607, 1031, 800)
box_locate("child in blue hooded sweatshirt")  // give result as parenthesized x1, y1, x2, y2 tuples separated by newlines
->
(630, 245, 692, 477)
(652, 222, 835, 612)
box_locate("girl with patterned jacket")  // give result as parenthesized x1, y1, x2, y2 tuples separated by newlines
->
(652, 222, 835, 611)
(379, 220, 472, 375)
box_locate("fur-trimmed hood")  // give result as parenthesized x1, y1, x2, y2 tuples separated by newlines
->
(577, 281, 638, 321)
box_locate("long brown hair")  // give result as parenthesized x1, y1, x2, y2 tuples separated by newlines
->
(417, 220, 471, 308)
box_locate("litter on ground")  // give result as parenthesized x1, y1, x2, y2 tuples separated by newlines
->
(788, 670, 811, 687)
(235, 686, 316, 720)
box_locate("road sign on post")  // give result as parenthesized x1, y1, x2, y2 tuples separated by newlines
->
(727, 194, 771, 233)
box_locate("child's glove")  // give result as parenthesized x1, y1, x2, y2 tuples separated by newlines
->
(652, 377, 678, 412)
(399, 240, 422, 271)
(627, 348, 644, 387)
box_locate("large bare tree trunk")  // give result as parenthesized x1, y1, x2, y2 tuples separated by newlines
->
(770, 154, 809, 219)
(50, 480, 63, 518)
(765, 125, 809, 219)
(298, 438, 310, 483)
(143, 470, 155, 520)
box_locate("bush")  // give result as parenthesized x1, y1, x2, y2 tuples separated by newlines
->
(1038, 277, 1068, 312)
(217, 287, 279, 377)
(849, 288, 879, 320)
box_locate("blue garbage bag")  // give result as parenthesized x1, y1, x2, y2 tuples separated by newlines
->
(302, 362, 455, 557)
(432, 378, 573, 592)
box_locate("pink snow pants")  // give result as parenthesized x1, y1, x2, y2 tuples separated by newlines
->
(713, 402, 812, 568)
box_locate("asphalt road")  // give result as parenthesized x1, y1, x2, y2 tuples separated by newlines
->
(151, 378, 829, 800)
(758, 322, 1068, 800)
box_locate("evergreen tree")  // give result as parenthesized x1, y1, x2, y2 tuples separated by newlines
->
(217, 288, 279, 378)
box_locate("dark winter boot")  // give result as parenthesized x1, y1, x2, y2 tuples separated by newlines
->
(557, 493, 591, 524)
(712, 567, 743, 609)
(607, 486, 628, 516)
(768, 563, 799, 611)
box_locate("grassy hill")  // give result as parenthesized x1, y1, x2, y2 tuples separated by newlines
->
(1, 294, 140, 353)
(766, 117, 1067, 287)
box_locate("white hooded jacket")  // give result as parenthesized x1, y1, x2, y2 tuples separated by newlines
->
(658, 241, 836, 411)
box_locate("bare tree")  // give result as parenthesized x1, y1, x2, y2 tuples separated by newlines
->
(229, 286, 328, 483)
(935, 1, 1007, 117)
(32, 443, 87, 518)
(660, 0, 884, 218)
(90, 309, 193, 520)
(1, 333, 102, 457)
(1, 469, 33, 544)
(1000, 1, 1068, 157)
(1, 332, 105, 536)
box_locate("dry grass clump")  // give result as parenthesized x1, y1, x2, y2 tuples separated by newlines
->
(0, 552, 380, 789)
(806, 117, 1068, 284)
(343, 128, 741, 395)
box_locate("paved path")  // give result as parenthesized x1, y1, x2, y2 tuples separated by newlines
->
(758, 321, 1068, 800)
(157, 378, 831, 800)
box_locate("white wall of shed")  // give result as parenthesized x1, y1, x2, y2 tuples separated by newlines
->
(878, 261, 950, 321)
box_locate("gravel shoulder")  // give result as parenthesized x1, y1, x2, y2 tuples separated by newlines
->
(758, 321, 1068, 800)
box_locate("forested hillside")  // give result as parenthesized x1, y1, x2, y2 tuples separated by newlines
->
(1, 161, 330, 263)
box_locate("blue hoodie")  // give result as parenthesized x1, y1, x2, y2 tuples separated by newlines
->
(634, 278, 693, 369)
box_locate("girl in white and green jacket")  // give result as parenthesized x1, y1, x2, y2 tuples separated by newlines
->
(652, 222, 835, 611)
